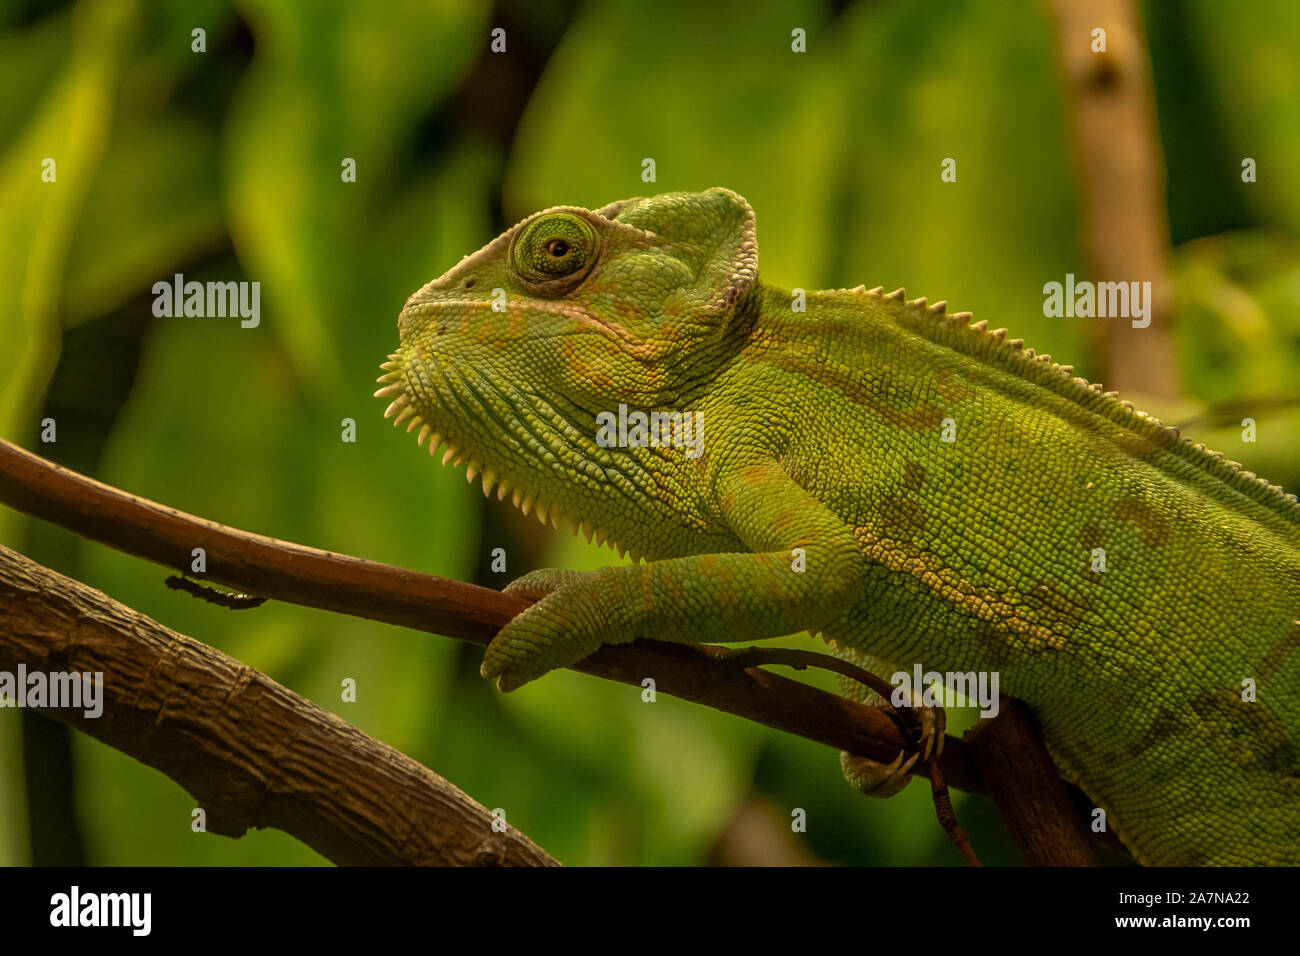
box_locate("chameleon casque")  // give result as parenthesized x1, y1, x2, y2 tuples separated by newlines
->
(377, 187, 1300, 866)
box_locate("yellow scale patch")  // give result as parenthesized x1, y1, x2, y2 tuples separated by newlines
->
(853, 525, 1068, 650)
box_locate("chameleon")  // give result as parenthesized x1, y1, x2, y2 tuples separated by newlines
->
(376, 187, 1300, 866)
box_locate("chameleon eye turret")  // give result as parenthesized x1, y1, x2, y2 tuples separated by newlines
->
(510, 212, 599, 290)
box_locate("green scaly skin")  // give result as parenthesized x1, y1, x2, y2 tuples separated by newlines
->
(378, 188, 1300, 865)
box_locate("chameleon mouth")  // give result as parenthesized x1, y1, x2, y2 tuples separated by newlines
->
(374, 354, 639, 561)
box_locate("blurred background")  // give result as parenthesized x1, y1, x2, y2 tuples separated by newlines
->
(1, 0, 1298, 866)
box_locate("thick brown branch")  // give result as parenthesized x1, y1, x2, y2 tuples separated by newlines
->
(1052, 0, 1178, 397)
(0, 543, 557, 866)
(965, 697, 1101, 866)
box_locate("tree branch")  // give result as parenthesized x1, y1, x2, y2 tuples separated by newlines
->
(0, 436, 979, 791)
(0, 543, 557, 866)
(0, 437, 1118, 864)
(1051, 0, 1179, 397)
(965, 697, 1101, 865)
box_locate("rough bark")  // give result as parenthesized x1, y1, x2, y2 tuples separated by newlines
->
(0, 544, 557, 867)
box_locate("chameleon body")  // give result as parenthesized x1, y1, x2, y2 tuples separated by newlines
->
(379, 188, 1300, 865)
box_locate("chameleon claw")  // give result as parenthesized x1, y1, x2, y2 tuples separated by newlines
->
(840, 749, 919, 798)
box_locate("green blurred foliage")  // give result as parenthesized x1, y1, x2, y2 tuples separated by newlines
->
(0, 0, 1297, 865)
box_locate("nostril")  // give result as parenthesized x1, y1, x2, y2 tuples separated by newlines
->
(464, 277, 477, 289)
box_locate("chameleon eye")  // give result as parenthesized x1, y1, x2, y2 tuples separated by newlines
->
(510, 213, 599, 289)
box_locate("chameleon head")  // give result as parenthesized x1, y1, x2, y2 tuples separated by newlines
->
(376, 188, 758, 543)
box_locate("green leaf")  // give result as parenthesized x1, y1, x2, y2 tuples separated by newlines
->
(0, 0, 137, 452)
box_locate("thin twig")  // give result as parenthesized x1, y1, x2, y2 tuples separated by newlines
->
(928, 758, 982, 867)
(714, 645, 982, 866)
(714, 644, 917, 743)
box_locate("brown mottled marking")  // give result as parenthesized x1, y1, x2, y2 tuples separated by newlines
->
(1110, 496, 1170, 547)
(753, 350, 946, 432)
(1258, 620, 1300, 682)
(1024, 580, 1095, 627)
(879, 495, 927, 539)
(934, 366, 974, 404)
(903, 459, 926, 492)
(561, 339, 622, 393)
(1113, 427, 1177, 461)
(971, 621, 1014, 669)
(1190, 688, 1290, 767)
(1079, 522, 1105, 552)
(777, 507, 814, 544)
(913, 403, 947, 432)
(1131, 710, 1186, 758)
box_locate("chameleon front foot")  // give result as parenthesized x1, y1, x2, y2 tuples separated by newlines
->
(481, 567, 613, 691)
